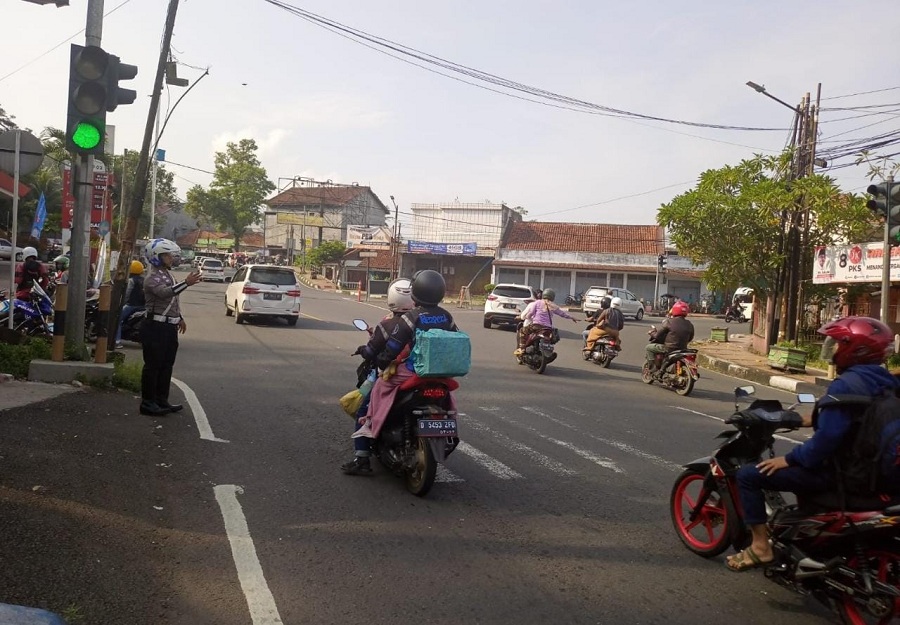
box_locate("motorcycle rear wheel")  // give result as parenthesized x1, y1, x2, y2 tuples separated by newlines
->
(838, 549, 899, 625)
(670, 469, 734, 557)
(406, 437, 437, 497)
(534, 353, 548, 374)
(641, 363, 653, 384)
(674, 361, 695, 396)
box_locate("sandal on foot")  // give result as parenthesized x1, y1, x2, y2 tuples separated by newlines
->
(726, 547, 773, 572)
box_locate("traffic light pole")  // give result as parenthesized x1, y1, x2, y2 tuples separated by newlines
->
(64, 0, 104, 352)
(880, 174, 894, 324)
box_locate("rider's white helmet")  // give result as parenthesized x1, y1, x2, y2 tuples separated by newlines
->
(387, 278, 414, 313)
(611, 297, 622, 309)
(22, 246, 38, 260)
(146, 238, 181, 267)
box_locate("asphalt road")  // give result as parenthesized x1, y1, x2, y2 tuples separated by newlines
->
(107, 277, 823, 625)
(5, 272, 821, 625)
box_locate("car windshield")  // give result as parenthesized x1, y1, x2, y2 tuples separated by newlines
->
(493, 286, 532, 299)
(586, 288, 609, 297)
(248, 268, 297, 286)
(203, 260, 222, 268)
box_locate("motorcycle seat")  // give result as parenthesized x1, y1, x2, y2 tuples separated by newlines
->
(398, 375, 459, 392)
(800, 491, 900, 513)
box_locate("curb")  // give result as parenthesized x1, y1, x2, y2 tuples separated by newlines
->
(696, 351, 820, 394)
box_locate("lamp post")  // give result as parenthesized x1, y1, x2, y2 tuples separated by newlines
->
(389, 194, 399, 280)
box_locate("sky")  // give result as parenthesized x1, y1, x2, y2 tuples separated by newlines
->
(3, 0, 900, 229)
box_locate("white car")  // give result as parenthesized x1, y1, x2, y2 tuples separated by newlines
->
(582, 286, 645, 320)
(225, 264, 301, 326)
(0, 238, 23, 261)
(483, 283, 539, 328)
(200, 258, 225, 282)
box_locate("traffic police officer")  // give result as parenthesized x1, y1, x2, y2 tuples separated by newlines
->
(140, 238, 201, 416)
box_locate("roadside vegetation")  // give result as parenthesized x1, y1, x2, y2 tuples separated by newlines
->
(0, 338, 142, 390)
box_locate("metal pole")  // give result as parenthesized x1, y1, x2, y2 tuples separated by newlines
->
(653, 260, 660, 315)
(118, 149, 127, 242)
(149, 105, 160, 238)
(6, 130, 20, 330)
(881, 174, 894, 323)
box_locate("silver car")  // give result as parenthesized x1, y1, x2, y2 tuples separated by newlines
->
(0, 238, 23, 261)
(582, 286, 645, 320)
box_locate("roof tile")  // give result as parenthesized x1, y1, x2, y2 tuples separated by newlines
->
(504, 222, 663, 255)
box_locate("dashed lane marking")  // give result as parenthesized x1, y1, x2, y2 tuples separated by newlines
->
(456, 442, 524, 479)
(436, 465, 465, 483)
(464, 420, 576, 476)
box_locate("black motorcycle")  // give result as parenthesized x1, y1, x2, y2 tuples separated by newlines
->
(641, 325, 699, 396)
(352, 319, 460, 497)
(671, 386, 900, 624)
(516, 323, 558, 374)
(583, 335, 620, 368)
(724, 303, 748, 324)
(120, 308, 146, 344)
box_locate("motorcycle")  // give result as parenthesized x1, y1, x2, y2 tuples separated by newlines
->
(583, 335, 621, 368)
(516, 323, 558, 374)
(641, 325, 699, 396)
(724, 303, 748, 324)
(352, 319, 460, 497)
(670, 386, 900, 624)
(83, 289, 100, 342)
(0, 283, 54, 339)
(120, 307, 146, 344)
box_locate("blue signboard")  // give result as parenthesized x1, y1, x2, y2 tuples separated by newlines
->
(407, 241, 477, 256)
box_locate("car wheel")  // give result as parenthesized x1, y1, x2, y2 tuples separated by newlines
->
(235, 302, 244, 324)
(14, 252, 22, 262)
(225, 297, 233, 316)
(285, 316, 298, 327)
(483, 317, 492, 329)
(635, 308, 644, 321)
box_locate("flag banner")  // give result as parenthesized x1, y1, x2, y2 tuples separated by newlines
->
(31, 192, 47, 238)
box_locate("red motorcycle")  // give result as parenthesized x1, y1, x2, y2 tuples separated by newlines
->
(516, 324, 558, 374)
(671, 386, 900, 624)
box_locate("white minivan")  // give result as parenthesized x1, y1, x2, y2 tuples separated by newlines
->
(225, 264, 302, 326)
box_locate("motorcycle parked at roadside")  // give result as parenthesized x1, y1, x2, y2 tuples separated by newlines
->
(641, 325, 699, 396)
(670, 386, 900, 624)
(352, 319, 460, 497)
(120, 307, 146, 344)
(0, 283, 54, 339)
(583, 335, 620, 368)
(516, 323, 559, 374)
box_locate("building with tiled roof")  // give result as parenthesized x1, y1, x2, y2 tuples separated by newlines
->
(494, 221, 706, 307)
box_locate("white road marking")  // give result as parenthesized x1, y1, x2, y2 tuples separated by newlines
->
(456, 442, 523, 479)
(520, 406, 679, 471)
(669, 406, 807, 444)
(436, 465, 465, 483)
(172, 378, 229, 443)
(464, 420, 575, 476)
(214, 485, 283, 625)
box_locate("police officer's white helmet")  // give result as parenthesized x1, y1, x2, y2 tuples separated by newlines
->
(611, 297, 622, 309)
(146, 238, 181, 267)
(387, 278, 414, 313)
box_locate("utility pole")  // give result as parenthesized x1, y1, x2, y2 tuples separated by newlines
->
(107, 0, 180, 345)
(64, 0, 104, 352)
(390, 195, 399, 280)
(149, 104, 161, 238)
(881, 174, 894, 324)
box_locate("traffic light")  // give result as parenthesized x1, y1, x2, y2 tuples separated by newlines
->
(866, 181, 900, 247)
(658, 253, 668, 271)
(65, 44, 137, 155)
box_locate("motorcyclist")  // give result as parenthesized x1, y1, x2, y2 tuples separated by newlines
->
(726, 316, 900, 572)
(514, 288, 578, 357)
(53, 255, 70, 284)
(349, 270, 459, 469)
(115, 260, 147, 348)
(584, 296, 625, 355)
(341, 278, 416, 475)
(14, 247, 49, 300)
(645, 300, 694, 372)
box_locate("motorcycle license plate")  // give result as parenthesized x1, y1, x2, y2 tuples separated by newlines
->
(264, 293, 282, 300)
(417, 418, 458, 437)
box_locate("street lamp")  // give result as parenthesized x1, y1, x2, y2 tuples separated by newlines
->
(746, 81, 798, 113)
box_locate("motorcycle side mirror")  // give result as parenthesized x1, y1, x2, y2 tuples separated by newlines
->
(352, 319, 369, 331)
(796, 393, 816, 404)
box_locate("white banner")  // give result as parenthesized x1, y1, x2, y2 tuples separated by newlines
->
(812, 242, 900, 284)
(346, 225, 392, 248)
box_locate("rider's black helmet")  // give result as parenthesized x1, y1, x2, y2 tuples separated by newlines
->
(411, 270, 445, 306)
(600, 296, 611, 309)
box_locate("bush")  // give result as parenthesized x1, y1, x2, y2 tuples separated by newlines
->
(483, 283, 495, 294)
(111, 359, 142, 393)
(0, 339, 52, 379)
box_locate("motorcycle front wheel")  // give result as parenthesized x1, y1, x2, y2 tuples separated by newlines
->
(406, 437, 437, 497)
(838, 548, 900, 625)
(670, 469, 734, 557)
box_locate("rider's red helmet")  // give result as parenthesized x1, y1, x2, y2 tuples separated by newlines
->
(670, 301, 690, 317)
(818, 316, 894, 370)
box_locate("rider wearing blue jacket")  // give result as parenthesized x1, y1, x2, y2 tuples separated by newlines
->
(727, 317, 899, 572)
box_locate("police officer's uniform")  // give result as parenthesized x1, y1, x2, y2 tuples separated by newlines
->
(141, 265, 190, 413)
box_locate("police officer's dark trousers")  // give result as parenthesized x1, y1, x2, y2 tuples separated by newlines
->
(141, 320, 179, 404)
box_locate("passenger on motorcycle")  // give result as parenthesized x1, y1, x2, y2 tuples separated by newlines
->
(514, 288, 578, 357)
(349, 270, 459, 470)
(584, 296, 625, 354)
(115, 260, 147, 348)
(726, 316, 900, 572)
(53, 255, 70, 285)
(644, 300, 694, 371)
(341, 278, 416, 475)
(14, 247, 49, 300)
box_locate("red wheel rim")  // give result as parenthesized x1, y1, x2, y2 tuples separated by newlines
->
(673, 473, 728, 550)
(841, 550, 899, 625)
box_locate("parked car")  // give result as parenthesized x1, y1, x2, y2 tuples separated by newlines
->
(192, 256, 206, 268)
(200, 258, 225, 282)
(582, 286, 644, 320)
(483, 283, 539, 329)
(225, 264, 302, 326)
(0, 238, 23, 261)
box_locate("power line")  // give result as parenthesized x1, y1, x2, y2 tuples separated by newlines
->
(821, 85, 900, 101)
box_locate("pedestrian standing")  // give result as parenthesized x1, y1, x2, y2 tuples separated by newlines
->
(140, 238, 201, 416)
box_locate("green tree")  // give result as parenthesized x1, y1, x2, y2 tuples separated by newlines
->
(184, 139, 274, 250)
(107, 148, 179, 240)
(0, 103, 17, 131)
(306, 240, 346, 268)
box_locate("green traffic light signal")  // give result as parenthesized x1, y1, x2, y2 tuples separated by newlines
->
(71, 121, 102, 150)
